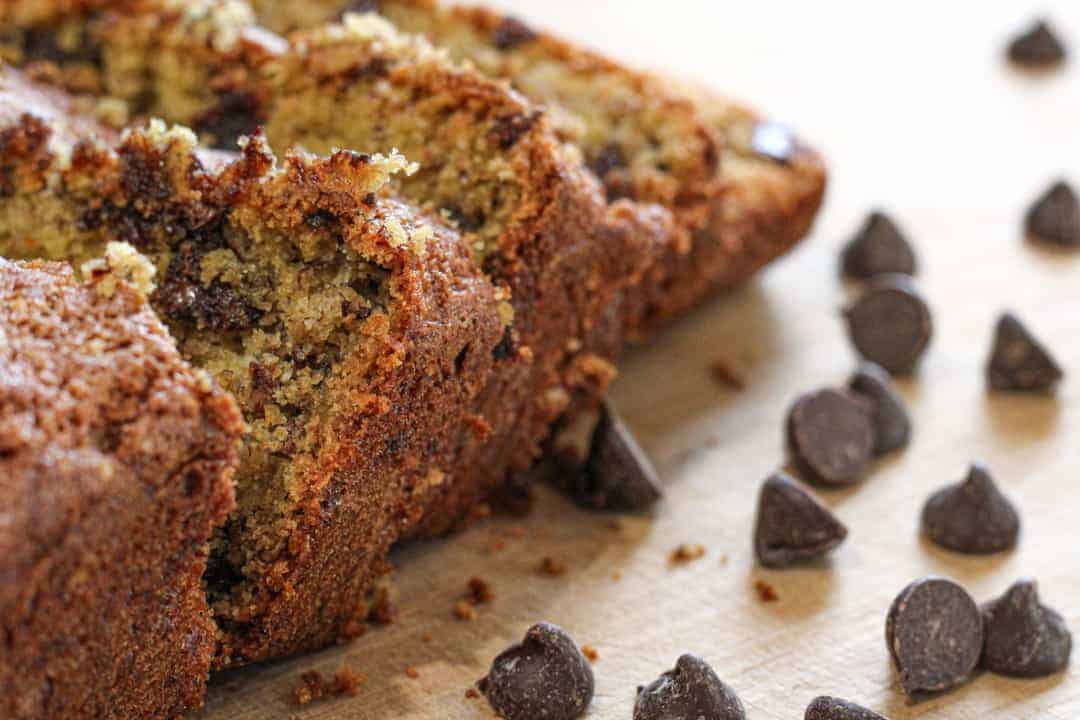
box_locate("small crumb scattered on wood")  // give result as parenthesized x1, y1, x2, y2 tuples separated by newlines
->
(539, 556, 569, 576)
(291, 666, 363, 706)
(670, 543, 706, 565)
(453, 600, 478, 621)
(581, 645, 599, 662)
(465, 687, 480, 699)
(754, 579, 779, 603)
(404, 666, 419, 679)
(710, 358, 746, 390)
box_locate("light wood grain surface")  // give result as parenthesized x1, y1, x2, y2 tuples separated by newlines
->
(200, 2, 1080, 717)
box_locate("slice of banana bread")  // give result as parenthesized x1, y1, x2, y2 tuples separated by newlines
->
(0, 67, 519, 665)
(253, 0, 827, 333)
(0, 256, 243, 719)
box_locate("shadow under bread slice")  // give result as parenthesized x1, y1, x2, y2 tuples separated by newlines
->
(0, 67, 509, 666)
(252, 0, 827, 334)
(0, 256, 243, 719)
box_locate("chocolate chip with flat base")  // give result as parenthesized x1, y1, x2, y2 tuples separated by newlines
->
(479, 623, 594, 720)
(564, 402, 661, 511)
(848, 362, 911, 455)
(844, 275, 932, 375)
(886, 577, 983, 697)
(787, 388, 875, 487)
(981, 579, 1072, 677)
(841, 212, 917, 279)
(754, 473, 848, 568)
(1026, 180, 1080, 247)
(921, 463, 1020, 555)
(805, 696, 889, 720)
(987, 312, 1064, 392)
(1007, 19, 1067, 68)
(634, 654, 745, 720)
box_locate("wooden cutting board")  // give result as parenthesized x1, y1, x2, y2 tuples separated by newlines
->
(200, 1, 1080, 717)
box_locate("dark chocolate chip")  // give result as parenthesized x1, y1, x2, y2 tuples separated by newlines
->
(786, 388, 875, 487)
(193, 91, 262, 150)
(493, 16, 538, 51)
(1007, 19, 1067, 68)
(981, 579, 1072, 678)
(848, 362, 911, 455)
(841, 212, 917, 279)
(588, 143, 626, 181)
(751, 121, 797, 164)
(753, 472, 848, 568)
(479, 622, 594, 720)
(1025, 180, 1080, 247)
(844, 275, 932, 375)
(490, 111, 542, 150)
(986, 312, 1063, 392)
(634, 654, 745, 720)
(804, 696, 889, 720)
(566, 402, 661, 511)
(885, 577, 983, 697)
(921, 463, 1020, 555)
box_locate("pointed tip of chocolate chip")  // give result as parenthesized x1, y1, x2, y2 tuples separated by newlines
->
(567, 402, 661, 511)
(481, 622, 595, 720)
(1008, 19, 1068, 68)
(848, 362, 911, 455)
(982, 579, 1073, 678)
(634, 654, 745, 720)
(886, 577, 983, 697)
(841, 212, 917, 279)
(1026, 180, 1080, 247)
(921, 463, 1020, 554)
(754, 473, 848, 568)
(805, 696, 889, 720)
(786, 388, 876, 487)
(987, 312, 1064, 392)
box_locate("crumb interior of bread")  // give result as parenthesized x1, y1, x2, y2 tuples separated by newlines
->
(0, 132, 407, 622)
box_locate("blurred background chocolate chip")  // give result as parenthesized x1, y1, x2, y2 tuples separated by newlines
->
(634, 654, 745, 720)
(1025, 180, 1080, 247)
(921, 463, 1020, 555)
(754, 472, 848, 568)
(981, 579, 1072, 678)
(479, 622, 594, 720)
(841, 211, 917, 279)
(786, 388, 875, 487)
(1007, 19, 1068, 68)
(844, 275, 932, 375)
(987, 312, 1064, 393)
(886, 577, 983, 697)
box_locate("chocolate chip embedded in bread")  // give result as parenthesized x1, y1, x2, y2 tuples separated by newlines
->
(844, 275, 932, 375)
(804, 696, 889, 720)
(1007, 19, 1067, 68)
(921, 463, 1020, 555)
(754, 472, 848, 568)
(981, 579, 1073, 678)
(786, 389, 875, 487)
(493, 16, 538, 50)
(634, 654, 746, 720)
(886, 577, 983, 697)
(567, 402, 661, 511)
(479, 623, 594, 720)
(986, 312, 1063, 392)
(1025, 180, 1080, 247)
(848, 362, 911, 455)
(841, 212, 917, 279)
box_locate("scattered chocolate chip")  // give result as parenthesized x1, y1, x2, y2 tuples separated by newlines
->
(987, 312, 1063, 392)
(479, 623, 594, 720)
(751, 121, 797, 164)
(844, 275, 932, 375)
(1026, 180, 1080, 247)
(493, 16, 538, 50)
(841, 212, 917, 279)
(786, 388, 875, 486)
(1007, 19, 1067, 68)
(886, 577, 983, 697)
(804, 696, 888, 720)
(848, 362, 911, 455)
(634, 654, 746, 720)
(564, 402, 662, 511)
(981, 579, 1072, 678)
(754, 472, 848, 568)
(921, 463, 1020, 555)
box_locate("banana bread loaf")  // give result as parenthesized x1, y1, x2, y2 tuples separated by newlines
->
(0, 256, 243, 719)
(251, 0, 828, 334)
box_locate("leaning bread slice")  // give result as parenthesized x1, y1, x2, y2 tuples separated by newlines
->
(0, 67, 513, 666)
(255, 0, 827, 332)
(0, 255, 243, 719)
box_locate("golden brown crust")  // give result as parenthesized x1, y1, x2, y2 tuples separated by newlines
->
(0, 258, 242, 719)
